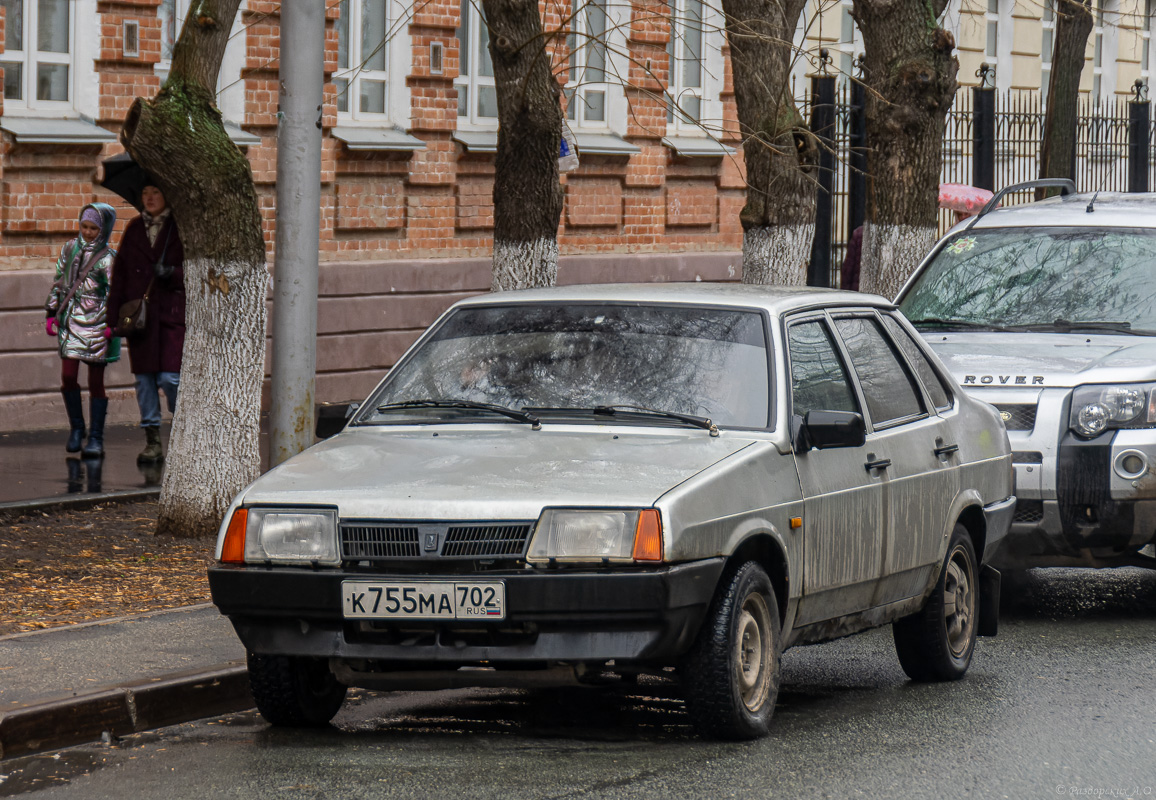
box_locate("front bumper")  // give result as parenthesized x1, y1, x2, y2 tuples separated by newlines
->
(209, 558, 726, 665)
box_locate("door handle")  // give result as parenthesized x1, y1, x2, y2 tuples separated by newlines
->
(864, 457, 891, 472)
(934, 443, 960, 457)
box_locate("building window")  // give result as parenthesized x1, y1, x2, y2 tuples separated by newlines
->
(984, 0, 998, 65)
(0, 0, 72, 107)
(566, 0, 608, 127)
(158, 0, 188, 66)
(456, 0, 497, 125)
(1143, 0, 1153, 87)
(833, 0, 861, 85)
(335, 0, 390, 118)
(1041, 0, 1055, 94)
(667, 0, 704, 128)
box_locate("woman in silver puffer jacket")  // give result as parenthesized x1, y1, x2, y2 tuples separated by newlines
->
(44, 203, 120, 457)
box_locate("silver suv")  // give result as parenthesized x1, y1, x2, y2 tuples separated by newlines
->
(898, 181, 1156, 571)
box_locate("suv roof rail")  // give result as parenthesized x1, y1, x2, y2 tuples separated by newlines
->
(968, 179, 1078, 227)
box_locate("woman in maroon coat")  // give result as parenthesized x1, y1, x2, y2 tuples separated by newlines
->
(107, 184, 186, 463)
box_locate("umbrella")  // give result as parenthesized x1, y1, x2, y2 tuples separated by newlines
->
(99, 152, 153, 211)
(938, 183, 995, 217)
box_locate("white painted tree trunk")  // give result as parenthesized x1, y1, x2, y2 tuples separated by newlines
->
(491, 237, 559, 292)
(159, 256, 267, 536)
(740, 224, 815, 286)
(858, 223, 936, 300)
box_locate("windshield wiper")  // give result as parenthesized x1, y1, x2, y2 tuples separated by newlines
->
(907, 317, 1013, 332)
(592, 405, 719, 437)
(375, 400, 541, 429)
(1010, 319, 1156, 336)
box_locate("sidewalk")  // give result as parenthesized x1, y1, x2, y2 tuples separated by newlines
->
(0, 422, 274, 759)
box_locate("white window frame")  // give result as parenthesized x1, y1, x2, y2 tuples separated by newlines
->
(1042, 0, 1055, 95)
(666, 0, 723, 136)
(983, 0, 1011, 90)
(456, 0, 498, 128)
(1, 0, 75, 112)
(1143, 0, 1154, 88)
(566, 0, 610, 129)
(833, 0, 863, 87)
(335, 0, 393, 122)
(157, 0, 189, 80)
(1091, 0, 1119, 101)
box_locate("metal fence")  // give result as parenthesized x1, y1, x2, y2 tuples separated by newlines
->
(800, 84, 1146, 287)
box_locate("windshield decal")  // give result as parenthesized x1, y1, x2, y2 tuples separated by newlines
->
(945, 235, 977, 254)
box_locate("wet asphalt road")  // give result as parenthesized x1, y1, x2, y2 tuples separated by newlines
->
(4, 568, 1156, 800)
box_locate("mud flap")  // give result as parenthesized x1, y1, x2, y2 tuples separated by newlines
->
(978, 565, 1000, 637)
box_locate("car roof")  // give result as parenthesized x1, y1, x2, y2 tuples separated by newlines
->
(452, 282, 894, 316)
(965, 191, 1156, 230)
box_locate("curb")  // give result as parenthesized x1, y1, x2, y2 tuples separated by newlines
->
(0, 663, 253, 760)
(0, 488, 160, 520)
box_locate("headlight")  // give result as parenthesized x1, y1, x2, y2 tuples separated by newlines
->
(527, 509, 663, 564)
(222, 507, 340, 566)
(1070, 384, 1156, 438)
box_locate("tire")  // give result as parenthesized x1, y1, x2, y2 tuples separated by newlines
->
(680, 561, 781, 740)
(247, 652, 348, 727)
(893, 524, 979, 682)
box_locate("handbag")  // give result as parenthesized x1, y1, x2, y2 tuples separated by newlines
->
(117, 276, 154, 333)
(117, 225, 172, 334)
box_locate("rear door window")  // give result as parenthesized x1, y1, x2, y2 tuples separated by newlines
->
(833, 316, 925, 428)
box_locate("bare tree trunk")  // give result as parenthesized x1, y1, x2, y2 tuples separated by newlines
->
(1040, 0, 1093, 194)
(721, 0, 815, 285)
(853, 0, 957, 299)
(482, 0, 565, 292)
(121, 0, 267, 537)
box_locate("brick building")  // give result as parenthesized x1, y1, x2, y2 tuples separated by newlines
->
(0, 0, 749, 431)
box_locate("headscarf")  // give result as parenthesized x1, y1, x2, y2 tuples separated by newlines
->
(75, 203, 117, 251)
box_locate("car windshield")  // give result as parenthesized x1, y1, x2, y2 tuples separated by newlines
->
(899, 227, 1156, 332)
(360, 303, 771, 429)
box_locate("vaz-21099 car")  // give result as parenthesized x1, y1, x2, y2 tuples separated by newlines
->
(899, 181, 1156, 571)
(210, 284, 1015, 740)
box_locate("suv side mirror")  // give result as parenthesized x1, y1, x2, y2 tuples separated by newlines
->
(315, 401, 360, 440)
(797, 410, 866, 451)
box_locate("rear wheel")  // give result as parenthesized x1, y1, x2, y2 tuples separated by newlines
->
(893, 524, 978, 682)
(680, 561, 781, 740)
(247, 652, 348, 727)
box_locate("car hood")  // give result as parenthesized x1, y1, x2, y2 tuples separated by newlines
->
(924, 332, 1156, 388)
(241, 425, 758, 520)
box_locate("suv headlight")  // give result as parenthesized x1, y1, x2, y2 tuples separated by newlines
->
(1070, 384, 1156, 438)
(220, 507, 340, 566)
(527, 509, 663, 564)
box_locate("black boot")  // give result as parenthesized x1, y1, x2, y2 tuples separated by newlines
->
(62, 389, 85, 452)
(82, 397, 108, 458)
(138, 425, 164, 463)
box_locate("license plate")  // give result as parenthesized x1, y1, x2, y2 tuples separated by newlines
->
(341, 580, 506, 620)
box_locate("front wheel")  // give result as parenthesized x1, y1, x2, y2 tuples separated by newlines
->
(247, 652, 348, 727)
(680, 561, 781, 740)
(893, 524, 979, 682)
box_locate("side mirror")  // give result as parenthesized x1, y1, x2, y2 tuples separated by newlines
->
(798, 410, 866, 451)
(315, 401, 360, 440)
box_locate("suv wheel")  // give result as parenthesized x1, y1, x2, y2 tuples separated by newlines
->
(680, 561, 781, 740)
(893, 523, 978, 682)
(247, 652, 348, 727)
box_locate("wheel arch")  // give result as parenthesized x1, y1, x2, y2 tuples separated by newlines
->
(956, 503, 987, 564)
(723, 532, 789, 627)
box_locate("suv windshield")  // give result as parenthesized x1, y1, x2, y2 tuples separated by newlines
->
(899, 227, 1156, 331)
(361, 303, 770, 429)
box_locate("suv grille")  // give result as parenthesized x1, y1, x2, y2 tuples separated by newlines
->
(993, 403, 1036, 431)
(339, 521, 533, 562)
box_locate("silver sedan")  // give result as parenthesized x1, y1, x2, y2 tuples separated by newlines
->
(210, 283, 1014, 740)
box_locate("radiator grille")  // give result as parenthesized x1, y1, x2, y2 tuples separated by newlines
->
(443, 524, 532, 557)
(341, 525, 420, 559)
(993, 403, 1037, 431)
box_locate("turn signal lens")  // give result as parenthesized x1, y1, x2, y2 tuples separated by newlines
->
(220, 508, 248, 564)
(632, 509, 663, 562)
